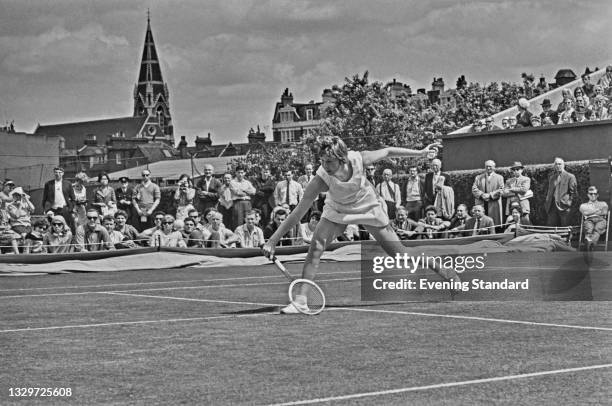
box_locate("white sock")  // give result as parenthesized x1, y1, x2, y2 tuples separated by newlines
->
(295, 295, 307, 305)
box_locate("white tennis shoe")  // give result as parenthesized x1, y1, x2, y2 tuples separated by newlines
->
(280, 302, 309, 314)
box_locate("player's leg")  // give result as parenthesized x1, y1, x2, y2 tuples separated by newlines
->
(365, 224, 461, 282)
(281, 217, 344, 314)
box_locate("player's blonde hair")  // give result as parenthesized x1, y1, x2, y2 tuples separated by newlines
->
(317, 136, 348, 163)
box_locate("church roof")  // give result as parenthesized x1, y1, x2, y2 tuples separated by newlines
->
(136, 16, 164, 87)
(35, 116, 147, 149)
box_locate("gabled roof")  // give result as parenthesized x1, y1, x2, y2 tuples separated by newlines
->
(555, 69, 577, 79)
(135, 142, 176, 161)
(35, 116, 147, 149)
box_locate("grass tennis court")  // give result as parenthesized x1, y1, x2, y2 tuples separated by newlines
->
(1, 259, 611, 405)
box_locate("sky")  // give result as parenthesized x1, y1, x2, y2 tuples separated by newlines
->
(0, 0, 610, 146)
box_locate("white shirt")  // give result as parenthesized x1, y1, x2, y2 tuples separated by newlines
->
(53, 180, 67, 209)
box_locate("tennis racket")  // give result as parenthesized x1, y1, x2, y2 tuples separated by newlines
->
(270, 256, 326, 315)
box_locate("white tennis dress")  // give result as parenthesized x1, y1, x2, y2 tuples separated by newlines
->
(316, 151, 389, 227)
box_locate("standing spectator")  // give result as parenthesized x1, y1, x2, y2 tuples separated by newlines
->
(501, 161, 532, 221)
(500, 117, 510, 130)
(581, 73, 595, 98)
(234, 210, 265, 248)
(150, 215, 187, 248)
(230, 166, 256, 230)
(365, 164, 376, 185)
(515, 98, 533, 128)
(579, 186, 609, 249)
(390, 207, 419, 240)
(274, 170, 304, 212)
(0, 207, 19, 254)
(0, 180, 15, 209)
(7, 187, 35, 237)
(174, 174, 196, 221)
(418, 205, 449, 239)
(545, 157, 577, 227)
(74, 209, 113, 252)
(42, 167, 76, 230)
(72, 172, 89, 229)
(298, 164, 319, 220)
(539, 99, 558, 124)
(403, 166, 424, 221)
(43, 215, 73, 254)
(251, 166, 276, 226)
(217, 173, 234, 229)
(133, 169, 161, 231)
(115, 177, 137, 226)
(114, 210, 139, 246)
(423, 159, 450, 208)
(375, 169, 401, 219)
(597, 65, 612, 96)
(195, 164, 221, 213)
(472, 160, 504, 228)
(264, 208, 294, 246)
(93, 173, 116, 216)
(464, 205, 495, 236)
(24, 218, 48, 254)
(447, 204, 472, 237)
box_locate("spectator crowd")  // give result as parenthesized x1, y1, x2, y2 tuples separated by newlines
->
(0, 151, 608, 254)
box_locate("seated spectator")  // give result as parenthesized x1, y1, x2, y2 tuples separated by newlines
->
(202, 208, 220, 231)
(208, 212, 239, 248)
(114, 210, 140, 246)
(572, 105, 588, 122)
(484, 117, 500, 131)
(150, 215, 187, 248)
(173, 219, 185, 234)
(500, 117, 510, 130)
(597, 65, 612, 96)
(504, 204, 532, 234)
(556, 89, 574, 112)
(264, 208, 294, 246)
(102, 215, 129, 249)
(418, 205, 450, 239)
(539, 99, 558, 124)
(251, 208, 263, 228)
(579, 186, 609, 249)
(530, 115, 541, 127)
(593, 84, 609, 102)
(339, 224, 362, 241)
(542, 116, 555, 126)
(508, 116, 518, 129)
(573, 87, 590, 107)
(591, 95, 609, 120)
(447, 204, 472, 237)
(297, 211, 321, 245)
(234, 210, 265, 248)
(187, 209, 206, 232)
(182, 217, 210, 248)
(515, 98, 533, 127)
(464, 205, 495, 236)
(138, 211, 165, 242)
(390, 207, 420, 240)
(24, 218, 48, 254)
(7, 187, 35, 237)
(558, 99, 575, 124)
(75, 209, 113, 252)
(43, 215, 73, 254)
(0, 207, 20, 254)
(581, 73, 595, 98)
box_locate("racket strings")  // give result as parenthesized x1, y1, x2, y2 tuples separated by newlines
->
(290, 280, 325, 315)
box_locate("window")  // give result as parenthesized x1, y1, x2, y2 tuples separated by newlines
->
(115, 152, 122, 165)
(281, 130, 294, 143)
(306, 109, 313, 121)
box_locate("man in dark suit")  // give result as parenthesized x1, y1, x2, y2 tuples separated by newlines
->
(447, 203, 472, 237)
(545, 157, 577, 227)
(196, 164, 222, 213)
(423, 159, 450, 207)
(539, 99, 558, 124)
(42, 167, 76, 230)
(464, 205, 495, 236)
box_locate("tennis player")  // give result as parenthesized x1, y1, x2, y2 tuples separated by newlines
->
(262, 136, 461, 314)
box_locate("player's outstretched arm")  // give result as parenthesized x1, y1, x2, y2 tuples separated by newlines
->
(361, 142, 441, 166)
(262, 176, 328, 258)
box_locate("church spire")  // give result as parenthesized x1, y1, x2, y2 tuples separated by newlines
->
(134, 11, 173, 143)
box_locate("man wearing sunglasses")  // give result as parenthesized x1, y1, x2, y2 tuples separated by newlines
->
(133, 170, 161, 231)
(579, 186, 609, 249)
(74, 209, 113, 252)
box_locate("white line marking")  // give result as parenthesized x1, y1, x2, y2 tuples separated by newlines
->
(0, 312, 274, 334)
(332, 307, 612, 332)
(0, 270, 359, 292)
(104, 291, 280, 307)
(268, 363, 612, 406)
(0, 277, 360, 299)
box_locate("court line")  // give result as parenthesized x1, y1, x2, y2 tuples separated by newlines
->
(332, 307, 612, 332)
(0, 277, 361, 299)
(104, 291, 280, 307)
(268, 363, 612, 405)
(0, 270, 359, 292)
(0, 312, 274, 334)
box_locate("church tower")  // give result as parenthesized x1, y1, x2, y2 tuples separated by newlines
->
(133, 12, 174, 144)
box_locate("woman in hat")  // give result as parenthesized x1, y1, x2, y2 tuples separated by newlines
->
(516, 98, 533, 127)
(7, 187, 35, 237)
(43, 215, 74, 254)
(262, 136, 460, 314)
(72, 171, 89, 228)
(539, 99, 558, 124)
